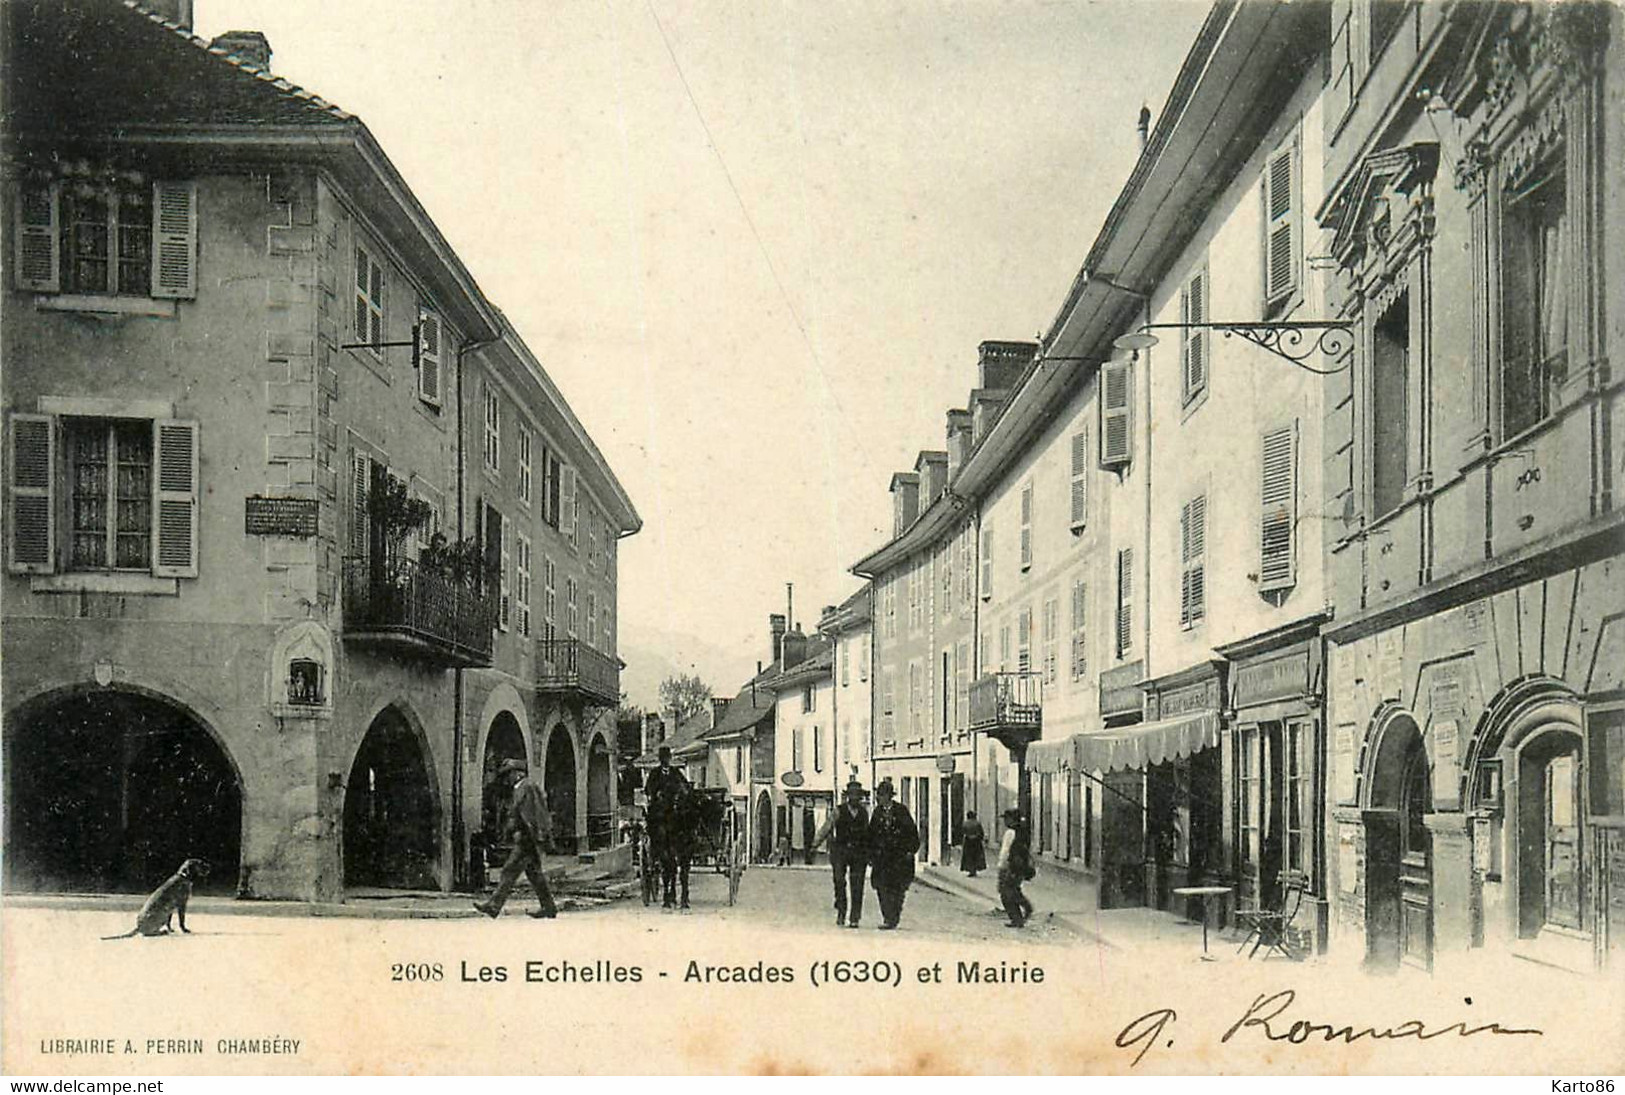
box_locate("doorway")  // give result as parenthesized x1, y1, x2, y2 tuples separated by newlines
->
(1516, 727, 1585, 943)
(344, 706, 438, 890)
(755, 791, 774, 863)
(544, 726, 577, 853)
(1363, 713, 1431, 971)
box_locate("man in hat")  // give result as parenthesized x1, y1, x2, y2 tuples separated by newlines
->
(812, 779, 870, 927)
(867, 779, 919, 930)
(473, 760, 560, 920)
(643, 745, 688, 811)
(997, 807, 1036, 928)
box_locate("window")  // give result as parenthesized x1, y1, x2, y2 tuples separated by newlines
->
(980, 524, 994, 599)
(999, 624, 1012, 673)
(1180, 264, 1209, 404)
(561, 466, 577, 547)
(940, 539, 952, 617)
(586, 589, 597, 647)
(543, 557, 557, 642)
(566, 576, 578, 638)
(1500, 160, 1569, 438)
(14, 179, 197, 299)
(1019, 481, 1034, 571)
(1069, 427, 1089, 532)
(792, 729, 804, 772)
(1069, 580, 1087, 681)
(1286, 721, 1311, 874)
(602, 605, 613, 652)
(1017, 608, 1032, 673)
(603, 520, 615, 577)
(482, 387, 500, 473)
(1179, 495, 1207, 628)
(860, 634, 870, 681)
(959, 523, 973, 604)
(416, 309, 443, 406)
(1041, 597, 1059, 685)
(543, 450, 561, 528)
(354, 245, 384, 353)
(955, 640, 969, 732)
(1099, 359, 1133, 469)
(802, 684, 815, 714)
(1115, 547, 1133, 658)
(8, 414, 198, 578)
(517, 428, 533, 504)
(881, 669, 895, 739)
(735, 746, 744, 784)
(1239, 725, 1260, 869)
(1263, 134, 1300, 313)
(840, 641, 850, 687)
(1371, 291, 1410, 515)
(909, 661, 923, 740)
(907, 562, 921, 632)
(1259, 423, 1298, 591)
(813, 726, 823, 772)
(497, 512, 510, 631)
(515, 532, 532, 637)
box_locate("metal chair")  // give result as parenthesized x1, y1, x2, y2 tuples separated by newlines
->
(1235, 874, 1307, 960)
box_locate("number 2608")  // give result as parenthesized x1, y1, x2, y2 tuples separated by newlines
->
(392, 962, 444, 981)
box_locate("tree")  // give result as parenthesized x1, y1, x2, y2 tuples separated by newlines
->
(658, 673, 712, 731)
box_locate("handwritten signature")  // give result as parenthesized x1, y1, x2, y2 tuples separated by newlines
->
(1115, 990, 1543, 1067)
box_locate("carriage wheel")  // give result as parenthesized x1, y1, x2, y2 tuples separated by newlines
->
(639, 836, 654, 907)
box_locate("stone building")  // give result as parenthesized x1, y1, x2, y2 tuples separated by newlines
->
(1, 0, 637, 901)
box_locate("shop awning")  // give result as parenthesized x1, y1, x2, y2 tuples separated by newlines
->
(1072, 711, 1220, 774)
(1027, 738, 1072, 774)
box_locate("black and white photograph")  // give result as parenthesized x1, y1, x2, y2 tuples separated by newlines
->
(2, 0, 1623, 1079)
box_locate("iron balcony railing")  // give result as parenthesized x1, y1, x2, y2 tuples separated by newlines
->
(968, 671, 1044, 732)
(534, 638, 620, 706)
(341, 556, 496, 667)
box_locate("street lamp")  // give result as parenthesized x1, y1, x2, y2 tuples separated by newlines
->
(1112, 321, 1353, 373)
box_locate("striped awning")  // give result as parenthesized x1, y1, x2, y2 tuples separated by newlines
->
(1027, 737, 1073, 774)
(1072, 711, 1220, 774)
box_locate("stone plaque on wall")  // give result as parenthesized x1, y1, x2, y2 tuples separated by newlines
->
(245, 496, 319, 537)
(1433, 719, 1460, 809)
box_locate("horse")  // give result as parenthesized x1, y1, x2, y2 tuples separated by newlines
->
(646, 786, 725, 909)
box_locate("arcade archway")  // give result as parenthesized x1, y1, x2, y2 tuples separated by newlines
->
(343, 706, 439, 889)
(544, 725, 577, 853)
(586, 735, 613, 850)
(755, 790, 774, 863)
(4, 688, 241, 894)
(480, 711, 527, 839)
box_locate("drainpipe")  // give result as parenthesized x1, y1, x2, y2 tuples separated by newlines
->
(453, 332, 499, 892)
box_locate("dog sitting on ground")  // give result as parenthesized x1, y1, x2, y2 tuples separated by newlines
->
(101, 858, 211, 939)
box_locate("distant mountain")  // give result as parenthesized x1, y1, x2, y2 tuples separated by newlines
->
(617, 620, 757, 712)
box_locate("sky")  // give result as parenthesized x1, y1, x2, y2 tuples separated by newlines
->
(193, 0, 1211, 706)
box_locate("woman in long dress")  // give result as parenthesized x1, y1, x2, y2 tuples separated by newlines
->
(959, 810, 987, 877)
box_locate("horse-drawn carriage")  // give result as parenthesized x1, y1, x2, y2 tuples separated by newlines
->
(628, 785, 743, 908)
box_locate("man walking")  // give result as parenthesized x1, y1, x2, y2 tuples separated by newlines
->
(473, 760, 560, 920)
(812, 780, 870, 928)
(867, 779, 919, 930)
(997, 807, 1036, 928)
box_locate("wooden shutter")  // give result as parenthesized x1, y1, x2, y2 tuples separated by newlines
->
(1264, 141, 1297, 305)
(1180, 495, 1207, 626)
(8, 413, 55, 573)
(152, 419, 199, 577)
(1181, 268, 1207, 400)
(560, 465, 577, 541)
(1116, 547, 1133, 657)
(980, 524, 993, 599)
(417, 310, 442, 405)
(499, 513, 511, 630)
(349, 451, 371, 561)
(1017, 608, 1032, 671)
(1019, 482, 1033, 570)
(14, 183, 60, 292)
(1069, 427, 1088, 530)
(1070, 580, 1087, 680)
(151, 182, 197, 299)
(1099, 359, 1132, 468)
(1259, 423, 1298, 590)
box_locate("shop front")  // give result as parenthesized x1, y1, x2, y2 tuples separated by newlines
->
(1217, 615, 1328, 954)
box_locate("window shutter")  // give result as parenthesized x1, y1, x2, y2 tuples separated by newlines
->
(1019, 482, 1033, 570)
(151, 182, 197, 299)
(1264, 144, 1297, 305)
(1259, 423, 1298, 590)
(1181, 269, 1207, 399)
(14, 183, 60, 292)
(1116, 547, 1133, 656)
(499, 513, 511, 630)
(8, 413, 55, 573)
(1069, 428, 1089, 530)
(1099, 360, 1132, 468)
(349, 451, 371, 561)
(1180, 496, 1207, 626)
(152, 419, 200, 578)
(980, 525, 993, 599)
(560, 465, 577, 541)
(417, 310, 442, 405)
(1070, 580, 1087, 680)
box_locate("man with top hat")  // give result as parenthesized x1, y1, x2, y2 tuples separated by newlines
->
(473, 760, 560, 920)
(643, 745, 688, 810)
(812, 779, 870, 928)
(866, 778, 920, 930)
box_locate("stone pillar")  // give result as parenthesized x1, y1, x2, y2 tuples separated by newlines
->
(1426, 811, 1474, 971)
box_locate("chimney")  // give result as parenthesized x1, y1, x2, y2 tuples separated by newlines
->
(978, 340, 1038, 390)
(782, 627, 809, 670)
(889, 472, 920, 537)
(769, 614, 787, 664)
(946, 410, 973, 479)
(915, 450, 949, 506)
(142, 0, 194, 31)
(970, 390, 1008, 443)
(1137, 104, 1151, 150)
(210, 30, 273, 71)
(710, 696, 732, 728)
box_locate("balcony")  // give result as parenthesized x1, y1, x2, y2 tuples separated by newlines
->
(969, 671, 1043, 751)
(535, 639, 620, 707)
(342, 556, 496, 667)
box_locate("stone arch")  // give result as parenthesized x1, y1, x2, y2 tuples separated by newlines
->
(3, 681, 245, 894)
(585, 729, 615, 850)
(542, 721, 580, 853)
(1360, 703, 1428, 812)
(341, 700, 443, 889)
(1463, 675, 1581, 806)
(474, 682, 533, 771)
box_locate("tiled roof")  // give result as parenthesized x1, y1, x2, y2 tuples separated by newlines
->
(767, 645, 833, 690)
(633, 710, 712, 768)
(704, 686, 775, 741)
(5, 0, 353, 135)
